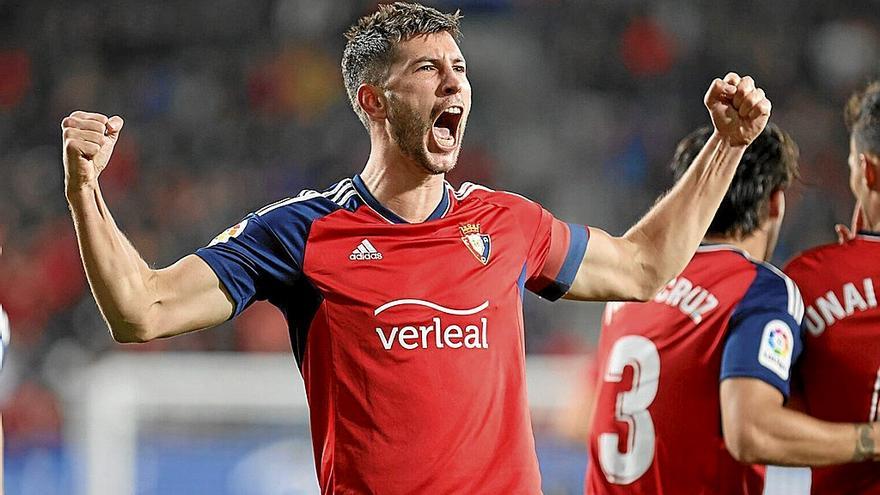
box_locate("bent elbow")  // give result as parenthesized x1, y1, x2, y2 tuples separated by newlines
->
(110, 331, 151, 344)
(628, 266, 665, 302)
(632, 279, 662, 302)
(724, 426, 767, 464)
(107, 320, 156, 344)
(629, 251, 668, 302)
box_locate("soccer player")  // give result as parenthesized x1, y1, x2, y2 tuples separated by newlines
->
(783, 81, 880, 494)
(585, 124, 880, 494)
(61, 3, 773, 492)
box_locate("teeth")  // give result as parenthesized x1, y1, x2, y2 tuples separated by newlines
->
(445, 107, 462, 114)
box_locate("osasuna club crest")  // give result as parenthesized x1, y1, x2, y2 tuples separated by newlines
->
(460, 223, 491, 265)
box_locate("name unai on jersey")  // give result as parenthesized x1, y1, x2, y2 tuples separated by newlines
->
(802, 277, 877, 336)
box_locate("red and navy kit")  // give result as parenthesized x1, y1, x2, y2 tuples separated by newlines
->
(196, 175, 589, 494)
(784, 232, 880, 495)
(585, 245, 805, 495)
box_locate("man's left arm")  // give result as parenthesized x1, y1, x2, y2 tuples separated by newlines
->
(565, 73, 770, 302)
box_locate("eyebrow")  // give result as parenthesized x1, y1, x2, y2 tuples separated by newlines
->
(409, 56, 467, 66)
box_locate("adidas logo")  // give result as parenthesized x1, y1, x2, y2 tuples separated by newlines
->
(350, 239, 383, 261)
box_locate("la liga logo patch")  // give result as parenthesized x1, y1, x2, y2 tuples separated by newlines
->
(758, 319, 794, 380)
(209, 218, 249, 246)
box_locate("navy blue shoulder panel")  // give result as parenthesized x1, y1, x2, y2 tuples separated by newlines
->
(730, 263, 804, 323)
(196, 178, 360, 317)
(721, 262, 806, 398)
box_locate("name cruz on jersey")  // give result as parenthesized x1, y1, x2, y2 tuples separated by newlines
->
(602, 275, 721, 327)
(653, 276, 720, 324)
(373, 299, 489, 350)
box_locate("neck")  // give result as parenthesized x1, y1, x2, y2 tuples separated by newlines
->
(861, 195, 880, 232)
(703, 230, 769, 262)
(360, 138, 446, 223)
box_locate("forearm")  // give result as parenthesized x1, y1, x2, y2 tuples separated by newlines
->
(723, 379, 880, 465)
(67, 183, 158, 341)
(625, 132, 746, 288)
(734, 407, 880, 466)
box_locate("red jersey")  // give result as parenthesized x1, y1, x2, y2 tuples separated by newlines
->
(784, 232, 880, 495)
(197, 175, 589, 494)
(586, 245, 805, 495)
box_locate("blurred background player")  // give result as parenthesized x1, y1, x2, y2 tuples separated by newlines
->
(60, 2, 774, 492)
(783, 81, 880, 494)
(585, 123, 880, 495)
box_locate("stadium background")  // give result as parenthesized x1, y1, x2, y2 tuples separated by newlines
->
(0, 0, 878, 493)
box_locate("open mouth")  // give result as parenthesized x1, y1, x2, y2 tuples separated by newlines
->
(431, 106, 463, 151)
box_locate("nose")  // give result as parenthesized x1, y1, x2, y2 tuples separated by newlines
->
(439, 66, 464, 97)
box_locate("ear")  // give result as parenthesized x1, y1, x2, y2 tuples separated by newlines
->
(767, 189, 785, 220)
(863, 153, 880, 191)
(357, 84, 387, 122)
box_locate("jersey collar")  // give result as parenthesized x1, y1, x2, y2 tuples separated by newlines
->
(352, 174, 451, 224)
(697, 242, 751, 258)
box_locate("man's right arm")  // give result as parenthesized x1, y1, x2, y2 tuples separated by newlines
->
(63, 111, 234, 343)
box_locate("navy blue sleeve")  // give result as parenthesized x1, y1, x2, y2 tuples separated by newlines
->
(195, 192, 338, 318)
(720, 264, 805, 399)
(196, 213, 300, 318)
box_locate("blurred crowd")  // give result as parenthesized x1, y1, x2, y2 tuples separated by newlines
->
(0, 0, 878, 453)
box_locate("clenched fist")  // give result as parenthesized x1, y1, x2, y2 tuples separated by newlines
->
(704, 73, 771, 147)
(61, 111, 124, 195)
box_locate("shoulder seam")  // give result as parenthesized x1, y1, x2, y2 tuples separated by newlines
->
(255, 179, 356, 216)
(454, 181, 533, 203)
(757, 262, 804, 324)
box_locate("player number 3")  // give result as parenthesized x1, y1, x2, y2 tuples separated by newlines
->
(598, 335, 660, 485)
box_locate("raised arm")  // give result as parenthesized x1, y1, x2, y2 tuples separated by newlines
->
(565, 73, 771, 301)
(721, 378, 880, 465)
(62, 111, 234, 343)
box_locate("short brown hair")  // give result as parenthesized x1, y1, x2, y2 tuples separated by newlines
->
(671, 123, 800, 237)
(845, 81, 880, 156)
(341, 2, 462, 129)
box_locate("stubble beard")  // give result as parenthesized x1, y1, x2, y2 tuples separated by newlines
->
(387, 95, 458, 175)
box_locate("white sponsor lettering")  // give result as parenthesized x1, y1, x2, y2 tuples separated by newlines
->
(375, 317, 489, 350)
(373, 299, 490, 351)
